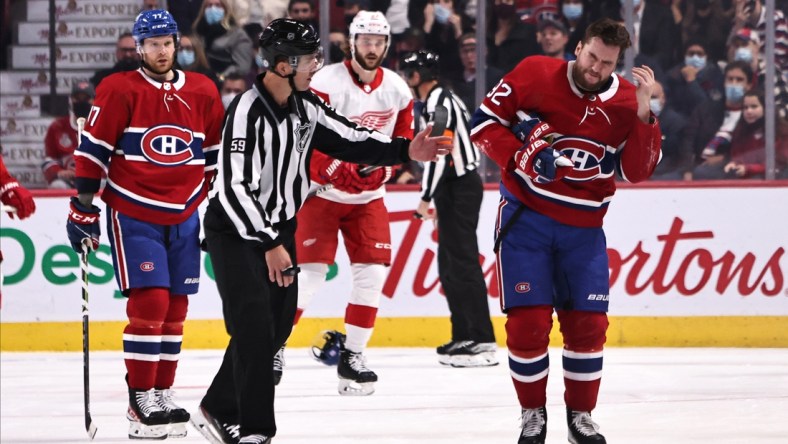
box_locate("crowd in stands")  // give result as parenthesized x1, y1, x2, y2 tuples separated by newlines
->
(38, 0, 788, 188)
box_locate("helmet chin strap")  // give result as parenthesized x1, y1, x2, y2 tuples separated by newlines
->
(269, 65, 298, 91)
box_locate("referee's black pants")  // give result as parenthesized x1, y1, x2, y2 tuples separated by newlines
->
(200, 205, 298, 438)
(433, 170, 496, 344)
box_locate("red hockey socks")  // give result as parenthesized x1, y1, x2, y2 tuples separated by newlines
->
(506, 306, 554, 409)
(155, 294, 188, 389)
(124, 287, 169, 390)
(557, 309, 608, 412)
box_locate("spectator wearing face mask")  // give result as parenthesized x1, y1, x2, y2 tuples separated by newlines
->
(558, 0, 591, 52)
(90, 32, 140, 88)
(193, 0, 253, 80)
(665, 41, 724, 119)
(423, 0, 472, 75)
(219, 72, 248, 109)
(680, 0, 730, 65)
(41, 82, 95, 189)
(694, 89, 788, 179)
(680, 61, 754, 180)
(177, 33, 222, 92)
(728, 28, 760, 78)
(648, 80, 687, 181)
(487, 0, 539, 73)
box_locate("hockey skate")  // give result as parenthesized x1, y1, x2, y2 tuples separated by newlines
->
(127, 388, 170, 440)
(337, 349, 377, 396)
(567, 408, 606, 444)
(189, 404, 240, 444)
(238, 434, 272, 444)
(155, 388, 190, 438)
(440, 341, 499, 368)
(436, 340, 460, 364)
(518, 407, 547, 444)
(273, 344, 285, 386)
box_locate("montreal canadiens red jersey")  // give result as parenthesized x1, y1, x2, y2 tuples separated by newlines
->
(471, 56, 662, 227)
(309, 60, 414, 204)
(42, 115, 78, 184)
(74, 69, 225, 224)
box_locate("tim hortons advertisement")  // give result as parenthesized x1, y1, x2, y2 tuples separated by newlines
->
(26, 0, 142, 21)
(1, 187, 786, 323)
(12, 45, 115, 70)
(0, 70, 93, 95)
(18, 21, 132, 45)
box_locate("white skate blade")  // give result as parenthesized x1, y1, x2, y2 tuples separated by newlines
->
(128, 421, 169, 440)
(188, 410, 225, 444)
(449, 352, 499, 368)
(338, 378, 375, 396)
(438, 354, 452, 365)
(168, 422, 188, 438)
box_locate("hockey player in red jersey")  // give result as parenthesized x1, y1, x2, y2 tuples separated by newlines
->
(470, 18, 661, 444)
(41, 81, 94, 189)
(280, 10, 414, 396)
(66, 9, 225, 440)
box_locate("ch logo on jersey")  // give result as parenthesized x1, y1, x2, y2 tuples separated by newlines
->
(140, 125, 195, 166)
(350, 109, 395, 131)
(294, 121, 312, 153)
(551, 137, 614, 181)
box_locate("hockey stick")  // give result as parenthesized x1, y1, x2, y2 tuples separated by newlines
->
(81, 241, 97, 440)
(76, 116, 97, 440)
(306, 106, 450, 200)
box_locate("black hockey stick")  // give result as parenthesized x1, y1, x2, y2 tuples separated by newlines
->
(306, 105, 450, 200)
(81, 242, 98, 440)
(77, 116, 98, 440)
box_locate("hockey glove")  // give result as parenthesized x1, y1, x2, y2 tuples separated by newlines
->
(67, 196, 101, 252)
(0, 181, 36, 219)
(511, 113, 559, 144)
(319, 159, 363, 194)
(514, 139, 573, 184)
(355, 166, 392, 191)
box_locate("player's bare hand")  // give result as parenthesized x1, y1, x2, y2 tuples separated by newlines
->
(265, 245, 294, 288)
(632, 65, 656, 123)
(409, 124, 452, 162)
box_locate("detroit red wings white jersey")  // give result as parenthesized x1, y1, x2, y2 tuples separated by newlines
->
(471, 56, 662, 227)
(310, 60, 414, 204)
(74, 69, 225, 224)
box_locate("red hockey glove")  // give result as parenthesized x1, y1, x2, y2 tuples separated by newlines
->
(355, 166, 392, 191)
(66, 197, 101, 252)
(513, 139, 573, 184)
(0, 181, 36, 219)
(319, 159, 363, 194)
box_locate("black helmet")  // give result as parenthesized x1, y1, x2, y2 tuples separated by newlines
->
(259, 18, 321, 71)
(399, 50, 440, 81)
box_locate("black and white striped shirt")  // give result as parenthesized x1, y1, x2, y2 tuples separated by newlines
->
(418, 85, 481, 202)
(208, 74, 412, 247)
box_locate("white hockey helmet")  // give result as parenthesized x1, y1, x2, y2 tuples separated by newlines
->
(349, 11, 391, 58)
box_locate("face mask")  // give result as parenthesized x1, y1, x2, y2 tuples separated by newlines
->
(620, 0, 641, 7)
(734, 47, 753, 63)
(117, 58, 139, 70)
(493, 4, 516, 18)
(433, 4, 452, 24)
(649, 98, 663, 116)
(72, 101, 92, 119)
(221, 93, 237, 109)
(725, 84, 745, 102)
(562, 4, 583, 21)
(684, 55, 707, 70)
(329, 42, 345, 64)
(177, 50, 195, 67)
(205, 6, 225, 25)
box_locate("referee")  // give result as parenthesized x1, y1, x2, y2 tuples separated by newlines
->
(400, 50, 498, 369)
(191, 20, 451, 444)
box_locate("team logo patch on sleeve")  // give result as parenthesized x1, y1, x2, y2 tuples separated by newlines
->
(140, 125, 195, 166)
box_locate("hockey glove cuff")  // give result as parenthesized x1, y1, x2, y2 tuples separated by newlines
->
(67, 196, 101, 252)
